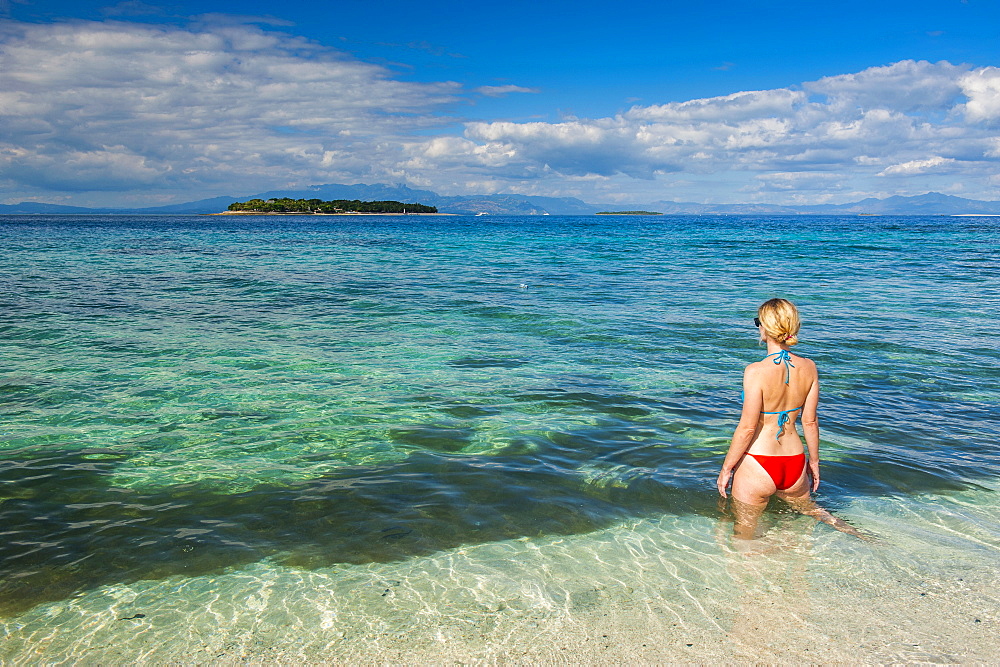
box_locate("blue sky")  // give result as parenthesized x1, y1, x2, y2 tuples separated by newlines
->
(3, 0, 1000, 206)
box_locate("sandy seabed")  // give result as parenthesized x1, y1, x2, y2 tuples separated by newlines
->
(2, 495, 997, 665)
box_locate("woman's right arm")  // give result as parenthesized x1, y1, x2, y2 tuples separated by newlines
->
(717, 366, 762, 498)
(801, 366, 821, 491)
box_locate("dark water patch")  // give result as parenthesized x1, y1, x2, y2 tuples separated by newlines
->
(199, 277, 283, 292)
(338, 279, 400, 292)
(11, 328, 75, 342)
(104, 245, 277, 260)
(439, 404, 501, 418)
(546, 426, 660, 455)
(821, 453, 976, 496)
(0, 447, 709, 616)
(594, 442, 684, 468)
(446, 298, 486, 307)
(11, 414, 980, 617)
(844, 244, 911, 253)
(463, 305, 542, 323)
(65, 300, 135, 311)
(512, 389, 661, 419)
(0, 378, 43, 397)
(102, 247, 206, 257)
(388, 425, 476, 453)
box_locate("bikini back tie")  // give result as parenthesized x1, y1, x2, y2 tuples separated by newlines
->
(760, 405, 802, 440)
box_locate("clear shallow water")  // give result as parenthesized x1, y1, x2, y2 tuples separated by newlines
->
(1, 214, 998, 660)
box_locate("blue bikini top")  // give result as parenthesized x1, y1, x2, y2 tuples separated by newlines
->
(745, 349, 803, 440)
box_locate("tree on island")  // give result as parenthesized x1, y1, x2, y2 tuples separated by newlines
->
(227, 197, 437, 214)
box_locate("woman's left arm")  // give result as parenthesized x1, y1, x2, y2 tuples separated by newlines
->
(717, 366, 763, 498)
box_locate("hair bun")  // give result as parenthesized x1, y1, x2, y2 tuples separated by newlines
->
(757, 298, 801, 346)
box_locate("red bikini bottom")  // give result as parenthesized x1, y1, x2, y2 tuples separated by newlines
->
(745, 452, 806, 490)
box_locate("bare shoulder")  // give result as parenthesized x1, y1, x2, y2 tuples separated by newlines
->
(791, 352, 816, 367)
(791, 352, 818, 376)
(743, 360, 768, 381)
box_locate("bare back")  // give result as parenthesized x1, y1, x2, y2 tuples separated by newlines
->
(740, 350, 818, 456)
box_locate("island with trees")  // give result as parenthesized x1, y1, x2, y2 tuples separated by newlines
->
(595, 210, 663, 215)
(223, 197, 438, 214)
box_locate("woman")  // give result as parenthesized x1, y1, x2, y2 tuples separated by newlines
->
(717, 298, 861, 538)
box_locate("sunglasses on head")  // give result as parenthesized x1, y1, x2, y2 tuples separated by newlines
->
(753, 317, 761, 327)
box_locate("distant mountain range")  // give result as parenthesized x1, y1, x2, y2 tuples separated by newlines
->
(3, 186, 1000, 216)
(644, 191, 1000, 215)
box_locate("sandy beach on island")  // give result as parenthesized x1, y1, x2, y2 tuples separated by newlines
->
(209, 210, 457, 216)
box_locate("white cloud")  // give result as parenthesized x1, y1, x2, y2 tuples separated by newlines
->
(0, 20, 460, 198)
(463, 119, 670, 178)
(425, 60, 1000, 201)
(879, 156, 957, 176)
(960, 67, 1000, 123)
(475, 85, 540, 97)
(755, 171, 846, 192)
(628, 88, 806, 123)
(804, 60, 966, 112)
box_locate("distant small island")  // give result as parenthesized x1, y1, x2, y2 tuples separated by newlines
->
(223, 197, 437, 214)
(595, 211, 663, 215)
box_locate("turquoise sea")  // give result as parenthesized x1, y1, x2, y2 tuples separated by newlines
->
(1, 214, 998, 662)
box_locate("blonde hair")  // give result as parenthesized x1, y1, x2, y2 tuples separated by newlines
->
(758, 298, 801, 346)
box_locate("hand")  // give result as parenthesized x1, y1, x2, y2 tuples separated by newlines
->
(809, 460, 820, 492)
(717, 468, 733, 498)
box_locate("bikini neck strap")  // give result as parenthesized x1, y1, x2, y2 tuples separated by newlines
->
(763, 349, 794, 384)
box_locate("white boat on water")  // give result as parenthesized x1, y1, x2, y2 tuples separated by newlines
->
(475, 212, 489, 216)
